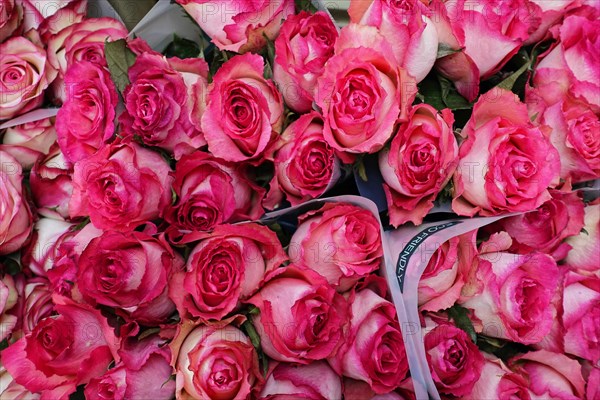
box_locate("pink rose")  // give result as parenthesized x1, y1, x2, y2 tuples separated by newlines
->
(329, 279, 409, 394)
(202, 53, 284, 163)
(18, 277, 54, 336)
(20, 0, 86, 37)
(565, 202, 599, 274)
(525, 0, 581, 45)
(120, 54, 208, 158)
(460, 233, 560, 344)
(247, 264, 348, 363)
(379, 104, 458, 226)
(171, 324, 262, 400)
(0, 273, 18, 341)
(29, 143, 73, 220)
(316, 24, 417, 160)
(349, 0, 439, 82)
(343, 378, 415, 400)
(258, 361, 342, 400)
(69, 141, 173, 231)
(77, 231, 182, 325)
(464, 356, 531, 400)
(166, 151, 265, 234)
(265, 112, 340, 209)
(169, 223, 287, 322)
(1, 296, 120, 398)
(1, 117, 56, 170)
(55, 61, 118, 163)
(0, 150, 33, 255)
(273, 11, 339, 112)
(289, 202, 383, 290)
(21, 217, 74, 277)
(0, 37, 55, 120)
(452, 89, 560, 216)
(0, 0, 22, 42)
(176, 0, 294, 53)
(586, 367, 600, 400)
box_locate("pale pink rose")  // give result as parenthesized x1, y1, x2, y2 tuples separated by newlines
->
(18, 277, 54, 336)
(247, 264, 348, 364)
(202, 53, 284, 163)
(0, 150, 33, 255)
(452, 88, 560, 216)
(379, 104, 457, 226)
(510, 350, 586, 399)
(463, 356, 531, 400)
(525, 0, 581, 45)
(316, 24, 417, 160)
(273, 11, 338, 112)
(176, 0, 294, 53)
(264, 112, 340, 209)
(0, 37, 55, 120)
(289, 202, 383, 291)
(20, 217, 74, 277)
(20, 0, 86, 37)
(120, 54, 208, 158)
(565, 202, 600, 274)
(169, 223, 287, 322)
(171, 324, 262, 400)
(1, 117, 56, 170)
(0, 0, 22, 43)
(69, 141, 173, 231)
(258, 361, 342, 400)
(0, 274, 18, 341)
(349, 0, 438, 82)
(0, 364, 40, 400)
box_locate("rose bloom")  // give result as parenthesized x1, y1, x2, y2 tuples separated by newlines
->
(176, 0, 294, 53)
(349, 0, 439, 82)
(316, 24, 417, 160)
(0, 150, 33, 256)
(459, 233, 560, 344)
(20, 0, 86, 38)
(586, 367, 600, 400)
(524, 0, 581, 45)
(379, 104, 458, 226)
(29, 143, 73, 220)
(0, 37, 56, 120)
(55, 61, 118, 163)
(247, 264, 348, 363)
(171, 324, 262, 400)
(20, 217, 74, 277)
(1, 117, 57, 170)
(18, 277, 54, 337)
(258, 361, 342, 400)
(464, 356, 531, 400)
(452, 89, 560, 216)
(69, 141, 173, 231)
(565, 202, 599, 274)
(166, 151, 265, 234)
(1, 296, 120, 398)
(290, 202, 383, 291)
(78, 231, 183, 325)
(0, 0, 22, 42)
(202, 53, 283, 163)
(273, 11, 339, 112)
(0, 273, 18, 341)
(265, 112, 340, 209)
(120, 53, 208, 158)
(169, 223, 287, 322)
(329, 279, 409, 394)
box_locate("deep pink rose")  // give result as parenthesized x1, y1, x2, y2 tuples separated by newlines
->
(258, 361, 342, 400)
(316, 24, 417, 160)
(349, 0, 438, 82)
(171, 323, 262, 400)
(202, 53, 284, 163)
(0, 0, 22, 42)
(21, 217, 74, 277)
(273, 11, 338, 112)
(1, 296, 120, 399)
(0, 273, 18, 341)
(565, 202, 600, 274)
(586, 367, 600, 400)
(69, 141, 173, 231)
(1, 117, 56, 170)
(0, 37, 56, 120)
(120, 54, 208, 158)
(169, 223, 287, 322)
(176, 0, 294, 53)
(289, 202, 383, 291)
(452, 89, 560, 216)
(265, 112, 340, 209)
(166, 151, 265, 234)
(247, 264, 348, 363)
(465, 356, 532, 400)
(379, 104, 458, 226)
(0, 150, 33, 255)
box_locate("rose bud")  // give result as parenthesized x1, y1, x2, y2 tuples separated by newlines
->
(20, 217, 74, 277)
(379, 104, 458, 226)
(69, 141, 173, 231)
(0, 273, 18, 341)
(202, 53, 284, 163)
(247, 264, 348, 364)
(0, 0, 22, 42)
(258, 361, 342, 400)
(0, 150, 33, 256)
(170, 223, 287, 322)
(273, 11, 339, 112)
(171, 323, 262, 400)
(565, 202, 600, 274)
(1, 117, 57, 170)
(465, 356, 531, 400)
(265, 112, 340, 209)
(289, 202, 383, 291)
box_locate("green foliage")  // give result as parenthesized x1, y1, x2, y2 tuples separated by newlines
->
(104, 39, 137, 95)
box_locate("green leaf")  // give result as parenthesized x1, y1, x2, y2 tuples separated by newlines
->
(438, 75, 472, 110)
(105, 39, 137, 95)
(295, 0, 318, 13)
(262, 33, 275, 80)
(242, 320, 269, 376)
(447, 304, 477, 343)
(437, 43, 460, 59)
(496, 58, 532, 92)
(163, 34, 202, 59)
(74, 217, 90, 231)
(356, 159, 368, 182)
(417, 74, 446, 110)
(209, 48, 234, 82)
